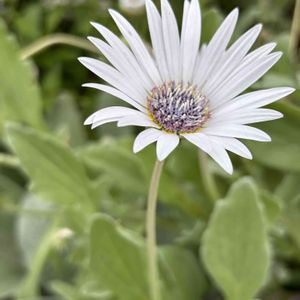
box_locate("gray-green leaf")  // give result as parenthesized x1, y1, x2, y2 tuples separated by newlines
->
(0, 21, 44, 134)
(89, 214, 206, 300)
(201, 178, 270, 300)
(6, 123, 94, 208)
(89, 214, 149, 300)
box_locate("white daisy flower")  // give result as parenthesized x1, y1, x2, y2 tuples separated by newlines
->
(79, 0, 294, 174)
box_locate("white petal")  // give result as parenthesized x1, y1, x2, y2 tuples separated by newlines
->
(181, 0, 191, 38)
(208, 136, 252, 159)
(202, 124, 271, 142)
(85, 106, 138, 126)
(194, 8, 239, 87)
(184, 133, 233, 174)
(213, 87, 295, 116)
(156, 133, 180, 161)
(208, 145, 233, 174)
(161, 0, 181, 81)
(203, 24, 262, 95)
(90, 22, 153, 90)
(117, 113, 158, 128)
(243, 42, 277, 63)
(145, 0, 169, 80)
(209, 108, 283, 125)
(78, 57, 145, 104)
(109, 9, 162, 86)
(192, 45, 206, 79)
(133, 128, 164, 153)
(181, 132, 212, 153)
(82, 83, 146, 112)
(210, 52, 282, 109)
(180, 0, 201, 83)
(87, 36, 149, 94)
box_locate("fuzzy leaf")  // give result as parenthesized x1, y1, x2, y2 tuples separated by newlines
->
(90, 215, 206, 300)
(202, 178, 270, 300)
(6, 124, 94, 207)
(247, 118, 300, 173)
(89, 215, 149, 300)
(0, 21, 44, 134)
(79, 140, 147, 194)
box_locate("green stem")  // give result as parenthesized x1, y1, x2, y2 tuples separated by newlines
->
(20, 33, 98, 60)
(146, 160, 164, 300)
(17, 219, 59, 299)
(198, 150, 220, 203)
(0, 153, 20, 168)
(289, 0, 300, 59)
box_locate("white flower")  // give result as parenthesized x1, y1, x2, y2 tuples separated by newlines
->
(79, 0, 294, 174)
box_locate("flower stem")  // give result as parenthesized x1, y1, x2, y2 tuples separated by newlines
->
(20, 33, 98, 60)
(198, 150, 220, 204)
(289, 0, 300, 59)
(146, 159, 164, 300)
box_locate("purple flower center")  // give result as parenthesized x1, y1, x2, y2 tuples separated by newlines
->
(147, 81, 209, 133)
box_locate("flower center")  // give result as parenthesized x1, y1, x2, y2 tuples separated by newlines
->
(147, 81, 210, 133)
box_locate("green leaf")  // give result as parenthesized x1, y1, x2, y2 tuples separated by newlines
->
(201, 178, 270, 300)
(17, 220, 58, 299)
(276, 174, 300, 250)
(259, 190, 282, 227)
(51, 281, 116, 300)
(201, 9, 223, 43)
(16, 193, 52, 268)
(160, 246, 207, 300)
(282, 194, 300, 250)
(0, 21, 44, 134)
(90, 215, 206, 300)
(246, 118, 300, 173)
(79, 140, 147, 195)
(6, 123, 94, 208)
(0, 203, 24, 298)
(89, 214, 149, 300)
(275, 174, 300, 204)
(48, 93, 87, 147)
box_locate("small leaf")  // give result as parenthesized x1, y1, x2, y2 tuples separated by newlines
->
(275, 174, 300, 204)
(0, 21, 44, 134)
(202, 178, 270, 300)
(6, 123, 94, 208)
(282, 195, 300, 250)
(259, 190, 282, 227)
(276, 174, 300, 250)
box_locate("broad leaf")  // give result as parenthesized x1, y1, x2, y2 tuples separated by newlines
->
(6, 124, 94, 208)
(90, 215, 206, 300)
(160, 246, 207, 300)
(247, 117, 300, 173)
(202, 178, 270, 300)
(79, 140, 147, 195)
(0, 21, 44, 134)
(89, 215, 149, 300)
(0, 203, 24, 298)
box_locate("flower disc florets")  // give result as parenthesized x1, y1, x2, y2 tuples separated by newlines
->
(147, 81, 209, 133)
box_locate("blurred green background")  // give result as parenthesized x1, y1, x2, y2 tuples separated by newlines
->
(0, 0, 300, 299)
